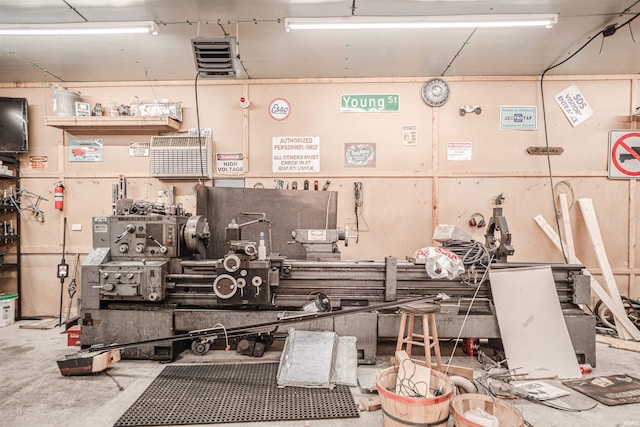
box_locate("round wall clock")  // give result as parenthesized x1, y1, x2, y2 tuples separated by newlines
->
(421, 78, 450, 107)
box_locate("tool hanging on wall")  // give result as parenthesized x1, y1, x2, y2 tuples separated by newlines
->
(57, 217, 69, 327)
(8, 188, 48, 222)
(65, 253, 80, 323)
(353, 182, 369, 243)
(469, 212, 486, 228)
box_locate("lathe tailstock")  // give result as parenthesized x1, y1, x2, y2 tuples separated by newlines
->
(80, 185, 595, 365)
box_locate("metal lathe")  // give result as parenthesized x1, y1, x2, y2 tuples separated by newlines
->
(80, 185, 594, 365)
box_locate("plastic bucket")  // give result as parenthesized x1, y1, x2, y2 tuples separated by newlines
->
(52, 87, 81, 116)
(0, 293, 18, 327)
(451, 393, 524, 427)
(376, 366, 453, 427)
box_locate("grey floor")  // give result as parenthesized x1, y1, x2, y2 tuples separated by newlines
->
(1, 320, 640, 427)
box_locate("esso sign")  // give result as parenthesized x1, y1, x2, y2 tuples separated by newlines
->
(268, 98, 291, 121)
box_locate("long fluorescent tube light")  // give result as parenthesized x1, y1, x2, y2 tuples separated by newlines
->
(0, 21, 159, 35)
(285, 14, 558, 31)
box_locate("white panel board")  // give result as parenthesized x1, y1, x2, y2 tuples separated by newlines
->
(489, 266, 582, 380)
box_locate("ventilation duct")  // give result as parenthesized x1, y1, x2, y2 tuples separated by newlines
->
(192, 37, 240, 78)
(150, 136, 211, 179)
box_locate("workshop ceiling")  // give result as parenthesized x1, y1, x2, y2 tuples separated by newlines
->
(0, 0, 638, 83)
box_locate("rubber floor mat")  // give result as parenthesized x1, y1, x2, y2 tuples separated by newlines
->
(563, 374, 640, 406)
(114, 362, 359, 426)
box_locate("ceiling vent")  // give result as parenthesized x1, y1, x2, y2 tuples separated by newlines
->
(150, 136, 212, 179)
(192, 37, 240, 78)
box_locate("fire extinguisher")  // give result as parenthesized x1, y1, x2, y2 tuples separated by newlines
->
(54, 182, 64, 210)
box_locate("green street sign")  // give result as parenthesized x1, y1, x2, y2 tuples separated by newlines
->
(340, 94, 399, 112)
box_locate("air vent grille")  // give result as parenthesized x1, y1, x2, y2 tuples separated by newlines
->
(150, 136, 211, 179)
(192, 37, 240, 78)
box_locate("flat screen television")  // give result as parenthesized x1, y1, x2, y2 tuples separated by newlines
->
(0, 97, 28, 153)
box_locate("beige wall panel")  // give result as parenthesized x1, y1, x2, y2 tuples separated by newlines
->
(335, 177, 433, 260)
(436, 176, 629, 265)
(184, 83, 244, 155)
(246, 83, 432, 175)
(21, 254, 61, 317)
(438, 80, 544, 174)
(534, 79, 632, 173)
(631, 276, 639, 299)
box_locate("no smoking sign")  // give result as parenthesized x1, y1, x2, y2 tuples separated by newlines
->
(609, 130, 640, 179)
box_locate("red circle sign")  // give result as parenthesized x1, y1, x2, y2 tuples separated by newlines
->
(611, 132, 640, 177)
(268, 98, 290, 121)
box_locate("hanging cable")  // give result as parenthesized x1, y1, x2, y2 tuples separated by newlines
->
(444, 253, 494, 376)
(193, 71, 206, 183)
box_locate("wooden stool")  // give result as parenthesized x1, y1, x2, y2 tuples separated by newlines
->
(395, 302, 443, 371)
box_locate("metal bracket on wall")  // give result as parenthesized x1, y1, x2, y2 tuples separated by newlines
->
(527, 146, 564, 155)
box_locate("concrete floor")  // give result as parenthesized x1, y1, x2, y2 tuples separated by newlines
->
(1, 320, 640, 427)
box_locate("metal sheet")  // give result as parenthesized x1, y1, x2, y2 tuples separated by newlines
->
(277, 330, 337, 388)
(489, 265, 582, 380)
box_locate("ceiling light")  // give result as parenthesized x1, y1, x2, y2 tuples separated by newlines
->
(0, 21, 159, 36)
(285, 14, 558, 31)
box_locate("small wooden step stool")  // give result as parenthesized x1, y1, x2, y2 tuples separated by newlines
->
(395, 302, 443, 371)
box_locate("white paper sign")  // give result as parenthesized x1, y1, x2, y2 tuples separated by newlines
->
(447, 142, 472, 161)
(555, 84, 593, 127)
(272, 136, 320, 173)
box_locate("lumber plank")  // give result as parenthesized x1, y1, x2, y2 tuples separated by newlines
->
(596, 335, 640, 352)
(533, 215, 640, 340)
(577, 198, 633, 340)
(559, 194, 577, 263)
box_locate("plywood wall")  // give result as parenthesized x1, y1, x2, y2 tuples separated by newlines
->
(0, 75, 637, 316)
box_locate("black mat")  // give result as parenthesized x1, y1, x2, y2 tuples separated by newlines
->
(563, 374, 640, 406)
(114, 362, 359, 426)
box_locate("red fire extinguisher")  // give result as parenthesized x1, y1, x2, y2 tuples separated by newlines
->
(54, 182, 65, 210)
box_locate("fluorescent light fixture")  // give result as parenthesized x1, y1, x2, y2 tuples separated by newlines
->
(285, 14, 558, 31)
(0, 21, 159, 35)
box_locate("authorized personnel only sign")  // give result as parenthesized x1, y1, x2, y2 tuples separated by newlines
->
(608, 130, 640, 179)
(272, 136, 320, 173)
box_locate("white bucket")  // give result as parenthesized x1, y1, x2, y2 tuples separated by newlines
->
(52, 87, 81, 116)
(0, 293, 18, 327)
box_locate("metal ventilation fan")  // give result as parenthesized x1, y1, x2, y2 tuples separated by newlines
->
(191, 37, 240, 78)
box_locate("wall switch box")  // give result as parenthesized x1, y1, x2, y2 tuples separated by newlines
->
(71, 224, 82, 231)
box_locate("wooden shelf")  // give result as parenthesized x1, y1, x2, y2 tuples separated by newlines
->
(45, 116, 181, 135)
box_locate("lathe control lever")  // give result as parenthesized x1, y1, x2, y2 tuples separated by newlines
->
(147, 235, 168, 253)
(114, 224, 136, 243)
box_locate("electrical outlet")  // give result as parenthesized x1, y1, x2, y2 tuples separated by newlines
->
(71, 224, 82, 231)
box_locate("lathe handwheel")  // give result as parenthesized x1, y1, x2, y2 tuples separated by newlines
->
(191, 340, 211, 355)
(213, 274, 238, 299)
